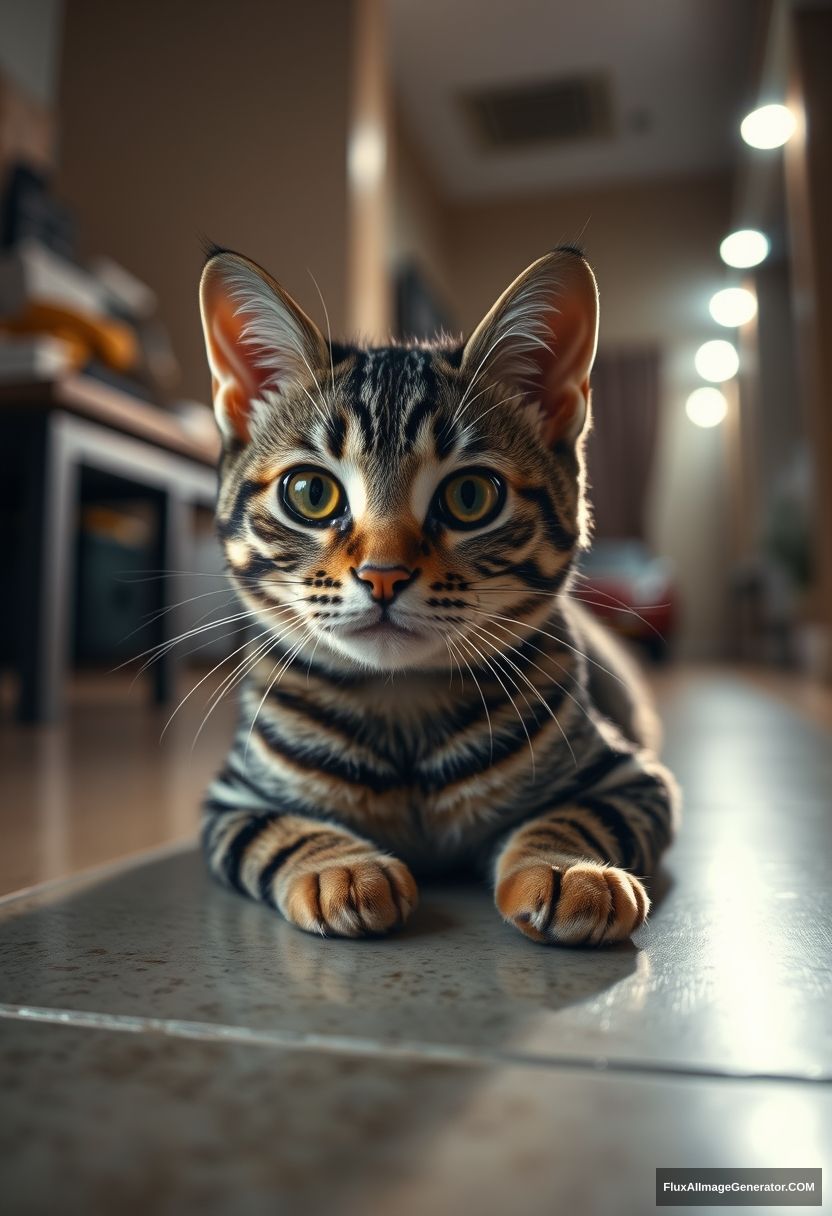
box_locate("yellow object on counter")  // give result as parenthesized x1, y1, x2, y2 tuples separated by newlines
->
(0, 300, 138, 372)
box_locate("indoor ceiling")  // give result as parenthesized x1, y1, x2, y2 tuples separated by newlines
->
(389, 0, 760, 199)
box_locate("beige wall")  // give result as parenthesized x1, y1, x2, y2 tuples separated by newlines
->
(0, 0, 63, 106)
(391, 112, 455, 322)
(58, 0, 737, 661)
(440, 175, 734, 658)
(346, 0, 393, 340)
(57, 0, 351, 404)
(443, 174, 730, 342)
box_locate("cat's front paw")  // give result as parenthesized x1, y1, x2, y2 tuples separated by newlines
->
(496, 860, 648, 946)
(281, 855, 418, 938)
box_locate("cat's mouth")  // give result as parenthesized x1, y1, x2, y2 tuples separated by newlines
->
(342, 616, 420, 640)
(322, 610, 446, 670)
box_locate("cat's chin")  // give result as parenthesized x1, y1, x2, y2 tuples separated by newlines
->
(318, 623, 448, 673)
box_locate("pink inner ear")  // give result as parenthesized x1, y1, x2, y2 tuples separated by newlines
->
(531, 295, 594, 445)
(539, 381, 586, 446)
(206, 290, 275, 443)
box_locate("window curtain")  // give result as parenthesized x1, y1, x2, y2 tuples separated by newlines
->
(584, 348, 662, 540)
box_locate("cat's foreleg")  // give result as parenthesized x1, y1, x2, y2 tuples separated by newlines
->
(492, 763, 678, 946)
(203, 807, 418, 937)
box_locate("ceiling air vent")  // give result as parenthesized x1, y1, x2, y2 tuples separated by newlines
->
(463, 74, 613, 150)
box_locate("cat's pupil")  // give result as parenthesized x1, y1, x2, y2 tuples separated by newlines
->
(460, 480, 477, 509)
(309, 477, 324, 506)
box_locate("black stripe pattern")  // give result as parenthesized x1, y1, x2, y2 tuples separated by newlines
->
(201, 331, 679, 929)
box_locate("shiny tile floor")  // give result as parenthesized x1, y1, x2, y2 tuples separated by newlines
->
(1, 667, 831, 1214)
(0, 673, 236, 896)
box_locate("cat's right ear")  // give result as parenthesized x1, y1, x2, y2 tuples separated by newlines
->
(460, 248, 598, 448)
(199, 250, 328, 444)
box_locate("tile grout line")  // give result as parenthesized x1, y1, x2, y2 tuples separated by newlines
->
(0, 1003, 829, 1088)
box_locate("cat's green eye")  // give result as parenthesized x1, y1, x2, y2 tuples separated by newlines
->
(437, 469, 505, 530)
(280, 467, 346, 525)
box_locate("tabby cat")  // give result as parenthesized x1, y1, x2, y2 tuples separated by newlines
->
(197, 245, 679, 945)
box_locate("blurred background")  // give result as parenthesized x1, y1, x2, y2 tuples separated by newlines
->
(1, 0, 831, 890)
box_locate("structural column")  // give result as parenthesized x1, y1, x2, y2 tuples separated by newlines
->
(346, 0, 393, 342)
(785, 8, 832, 680)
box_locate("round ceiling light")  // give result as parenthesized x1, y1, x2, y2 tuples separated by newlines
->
(695, 340, 739, 382)
(686, 387, 728, 429)
(740, 104, 795, 150)
(709, 287, 758, 328)
(720, 229, 769, 269)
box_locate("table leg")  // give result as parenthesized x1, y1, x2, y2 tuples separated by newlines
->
(18, 416, 79, 723)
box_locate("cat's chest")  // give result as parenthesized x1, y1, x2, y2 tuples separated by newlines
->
(255, 670, 560, 863)
(333, 686, 541, 859)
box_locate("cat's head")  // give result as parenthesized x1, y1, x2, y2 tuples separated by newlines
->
(199, 246, 598, 673)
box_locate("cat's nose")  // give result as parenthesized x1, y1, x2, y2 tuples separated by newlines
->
(352, 564, 417, 605)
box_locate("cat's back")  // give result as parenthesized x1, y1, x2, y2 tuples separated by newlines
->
(565, 598, 662, 753)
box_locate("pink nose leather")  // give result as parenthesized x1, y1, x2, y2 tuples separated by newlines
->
(354, 565, 414, 605)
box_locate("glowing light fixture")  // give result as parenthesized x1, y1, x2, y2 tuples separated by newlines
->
(709, 287, 757, 328)
(348, 123, 386, 190)
(720, 229, 769, 269)
(695, 339, 739, 382)
(686, 387, 728, 429)
(740, 104, 795, 150)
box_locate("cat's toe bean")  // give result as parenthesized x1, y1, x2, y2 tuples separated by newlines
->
(284, 856, 418, 938)
(497, 860, 648, 946)
(556, 863, 646, 944)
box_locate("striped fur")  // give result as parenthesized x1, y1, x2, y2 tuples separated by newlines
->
(197, 247, 680, 944)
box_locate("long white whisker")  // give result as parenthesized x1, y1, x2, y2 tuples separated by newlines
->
(445, 637, 464, 692)
(452, 376, 509, 418)
(244, 623, 316, 759)
(120, 605, 267, 675)
(159, 624, 276, 741)
(569, 580, 668, 641)
(205, 607, 303, 713)
(305, 628, 324, 683)
(290, 375, 328, 427)
(457, 391, 527, 438)
(450, 322, 552, 427)
(137, 613, 279, 690)
(160, 596, 308, 739)
(118, 569, 302, 586)
(454, 630, 535, 778)
(479, 611, 629, 689)
(126, 595, 308, 680)
(191, 641, 279, 752)
(446, 635, 493, 762)
(470, 608, 589, 714)
(296, 352, 329, 418)
(469, 580, 669, 640)
(130, 585, 240, 637)
(468, 622, 576, 766)
(191, 612, 307, 751)
(308, 269, 336, 398)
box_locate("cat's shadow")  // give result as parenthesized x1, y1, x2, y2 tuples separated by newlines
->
(383, 868, 676, 1015)
(647, 862, 675, 911)
(219, 861, 677, 1020)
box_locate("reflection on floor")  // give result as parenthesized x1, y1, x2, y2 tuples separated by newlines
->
(1, 665, 831, 1213)
(0, 673, 236, 896)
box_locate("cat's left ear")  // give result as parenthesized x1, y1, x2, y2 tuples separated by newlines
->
(199, 249, 328, 444)
(461, 247, 599, 447)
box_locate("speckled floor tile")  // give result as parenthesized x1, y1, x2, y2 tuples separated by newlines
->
(1, 1018, 828, 1216)
(1, 675, 831, 1080)
(2, 671, 831, 1213)
(0, 793, 830, 1081)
